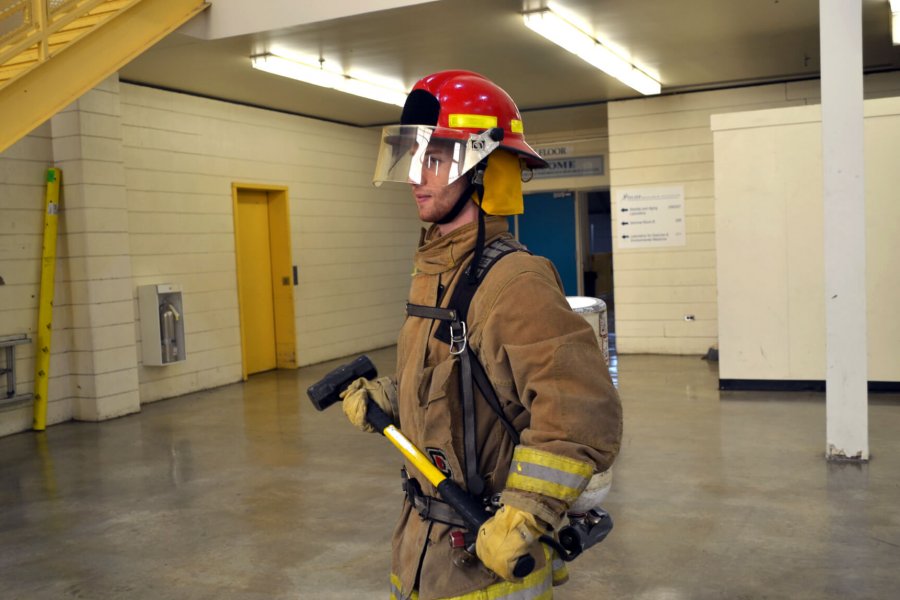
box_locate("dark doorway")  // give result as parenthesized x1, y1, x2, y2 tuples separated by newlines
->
(587, 190, 615, 353)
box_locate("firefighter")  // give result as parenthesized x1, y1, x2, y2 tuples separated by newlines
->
(342, 70, 622, 600)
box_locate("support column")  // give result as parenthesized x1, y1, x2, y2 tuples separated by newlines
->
(819, 0, 868, 460)
(50, 75, 141, 421)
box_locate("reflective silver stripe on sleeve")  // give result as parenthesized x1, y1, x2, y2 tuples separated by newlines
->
(506, 446, 593, 502)
(513, 461, 587, 491)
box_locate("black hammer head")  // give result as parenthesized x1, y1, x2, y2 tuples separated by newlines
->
(306, 355, 378, 411)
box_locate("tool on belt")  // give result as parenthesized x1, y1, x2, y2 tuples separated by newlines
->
(307, 355, 536, 578)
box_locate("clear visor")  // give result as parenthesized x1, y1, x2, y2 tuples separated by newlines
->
(372, 125, 500, 187)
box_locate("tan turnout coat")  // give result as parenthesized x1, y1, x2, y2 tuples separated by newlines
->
(391, 216, 622, 600)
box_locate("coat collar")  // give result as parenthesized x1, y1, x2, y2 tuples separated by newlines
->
(413, 216, 509, 275)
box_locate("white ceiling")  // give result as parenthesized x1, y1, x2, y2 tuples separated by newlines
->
(118, 0, 900, 134)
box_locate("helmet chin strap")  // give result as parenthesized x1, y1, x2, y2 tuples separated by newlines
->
(466, 157, 490, 285)
(468, 202, 487, 286)
(433, 157, 490, 285)
(435, 130, 502, 226)
(436, 156, 490, 226)
(435, 183, 476, 226)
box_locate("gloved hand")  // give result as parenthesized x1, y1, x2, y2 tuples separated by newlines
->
(476, 505, 546, 581)
(340, 376, 397, 433)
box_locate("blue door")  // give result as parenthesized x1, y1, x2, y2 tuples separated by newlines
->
(513, 191, 578, 295)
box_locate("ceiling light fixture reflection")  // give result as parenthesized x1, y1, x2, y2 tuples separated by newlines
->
(523, 7, 661, 95)
(250, 54, 408, 107)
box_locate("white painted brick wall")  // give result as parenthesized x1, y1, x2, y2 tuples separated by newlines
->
(607, 71, 900, 355)
(51, 75, 141, 422)
(0, 124, 65, 436)
(119, 83, 418, 394)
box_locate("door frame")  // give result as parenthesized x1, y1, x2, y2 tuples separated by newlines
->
(231, 183, 297, 380)
(514, 191, 582, 296)
(515, 186, 611, 298)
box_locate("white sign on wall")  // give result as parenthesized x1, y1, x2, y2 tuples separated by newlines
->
(615, 186, 686, 249)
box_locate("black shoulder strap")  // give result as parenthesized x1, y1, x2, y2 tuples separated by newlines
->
(434, 236, 529, 345)
(468, 347, 520, 445)
(442, 235, 528, 455)
(406, 235, 529, 494)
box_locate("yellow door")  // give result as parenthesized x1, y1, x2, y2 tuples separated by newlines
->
(236, 189, 277, 375)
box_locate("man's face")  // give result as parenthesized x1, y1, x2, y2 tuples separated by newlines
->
(409, 142, 467, 223)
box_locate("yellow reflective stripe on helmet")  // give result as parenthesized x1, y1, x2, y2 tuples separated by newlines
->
(506, 447, 593, 503)
(509, 119, 524, 133)
(449, 113, 498, 130)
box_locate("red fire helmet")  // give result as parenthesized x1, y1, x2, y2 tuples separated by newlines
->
(403, 70, 547, 169)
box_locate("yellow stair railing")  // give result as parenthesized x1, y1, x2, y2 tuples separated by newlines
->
(1, 1, 141, 88)
(0, 0, 208, 153)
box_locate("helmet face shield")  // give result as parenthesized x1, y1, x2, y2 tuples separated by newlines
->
(373, 125, 499, 187)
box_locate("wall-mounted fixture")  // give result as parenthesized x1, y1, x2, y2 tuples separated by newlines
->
(138, 284, 186, 366)
(523, 5, 661, 95)
(250, 53, 408, 106)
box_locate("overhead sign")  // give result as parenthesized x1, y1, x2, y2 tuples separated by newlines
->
(535, 145, 574, 158)
(531, 155, 605, 179)
(615, 186, 686, 249)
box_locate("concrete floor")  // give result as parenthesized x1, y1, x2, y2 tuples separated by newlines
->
(1, 347, 899, 599)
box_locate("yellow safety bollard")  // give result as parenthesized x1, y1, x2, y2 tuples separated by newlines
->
(33, 167, 60, 431)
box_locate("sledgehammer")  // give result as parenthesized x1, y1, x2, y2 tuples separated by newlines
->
(307, 355, 536, 578)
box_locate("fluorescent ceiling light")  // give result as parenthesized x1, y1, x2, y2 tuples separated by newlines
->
(523, 7, 661, 96)
(251, 54, 408, 106)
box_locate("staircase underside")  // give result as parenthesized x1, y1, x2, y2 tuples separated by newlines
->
(0, 0, 207, 153)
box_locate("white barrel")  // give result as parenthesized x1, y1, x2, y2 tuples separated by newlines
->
(566, 296, 609, 366)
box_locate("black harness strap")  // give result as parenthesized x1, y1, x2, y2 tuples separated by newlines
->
(459, 347, 483, 496)
(402, 468, 468, 528)
(407, 303, 483, 495)
(435, 237, 527, 345)
(405, 236, 529, 498)
(406, 304, 457, 322)
(469, 347, 520, 445)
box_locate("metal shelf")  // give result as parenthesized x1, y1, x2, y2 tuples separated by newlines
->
(1, 334, 31, 407)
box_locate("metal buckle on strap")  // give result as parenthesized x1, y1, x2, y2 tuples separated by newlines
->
(449, 320, 467, 355)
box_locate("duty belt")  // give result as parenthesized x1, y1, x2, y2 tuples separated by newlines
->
(401, 468, 469, 529)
